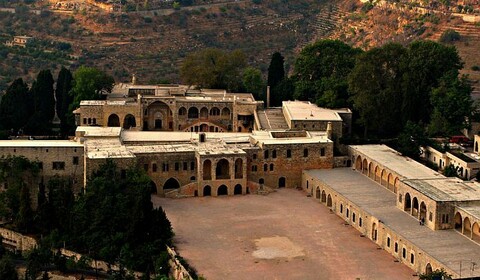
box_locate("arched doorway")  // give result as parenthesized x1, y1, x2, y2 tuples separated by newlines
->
(188, 107, 199, 119)
(375, 166, 380, 183)
(362, 159, 368, 174)
(369, 162, 374, 179)
(321, 190, 327, 203)
(178, 107, 187, 117)
(464, 217, 472, 237)
(355, 156, 362, 170)
(146, 101, 172, 131)
(203, 160, 212, 180)
(123, 114, 136, 129)
(221, 107, 230, 117)
(425, 263, 432, 274)
(412, 197, 419, 217)
(217, 185, 228, 196)
(210, 107, 220, 116)
(454, 212, 462, 230)
(149, 181, 157, 194)
(315, 187, 320, 199)
(372, 223, 377, 241)
(200, 107, 208, 118)
(163, 178, 180, 190)
(234, 158, 243, 179)
(419, 201, 427, 222)
(203, 185, 211, 196)
(278, 177, 286, 188)
(393, 177, 399, 194)
(327, 194, 332, 207)
(387, 173, 393, 191)
(381, 169, 387, 187)
(216, 159, 230, 179)
(404, 193, 412, 213)
(234, 184, 242, 195)
(108, 114, 120, 127)
(473, 223, 480, 241)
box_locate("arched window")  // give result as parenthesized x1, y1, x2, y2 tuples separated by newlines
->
(178, 107, 187, 116)
(188, 107, 199, 119)
(216, 159, 230, 179)
(210, 107, 220, 116)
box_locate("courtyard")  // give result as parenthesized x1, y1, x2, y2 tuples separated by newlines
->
(152, 189, 417, 280)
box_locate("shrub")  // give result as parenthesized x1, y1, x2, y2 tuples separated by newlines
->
(440, 29, 461, 43)
(471, 65, 480, 71)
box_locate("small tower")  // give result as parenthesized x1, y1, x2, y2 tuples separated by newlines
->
(326, 121, 333, 139)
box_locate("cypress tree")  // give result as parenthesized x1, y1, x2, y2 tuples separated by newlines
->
(267, 52, 285, 88)
(0, 78, 32, 133)
(25, 70, 55, 135)
(55, 67, 73, 136)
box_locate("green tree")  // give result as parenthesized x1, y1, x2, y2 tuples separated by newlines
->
(419, 268, 451, 280)
(25, 70, 56, 135)
(180, 48, 246, 92)
(267, 52, 285, 88)
(17, 185, 34, 233)
(55, 67, 74, 137)
(396, 121, 430, 160)
(242, 67, 265, 101)
(70, 66, 115, 110)
(294, 40, 361, 108)
(0, 78, 32, 132)
(0, 255, 18, 280)
(349, 43, 406, 138)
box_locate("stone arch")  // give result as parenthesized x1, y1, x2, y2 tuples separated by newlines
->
(375, 166, 380, 183)
(188, 107, 199, 119)
(425, 263, 432, 274)
(393, 177, 399, 194)
(163, 178, 180, 190)
(464, 217, 472, 236)
(210, 107, 220, 116)
(476, 142, 479, 152)
(372, 222, 378, 241)
(221, 107, 230, 117)
(234, 184, 242, 195)
(381, 169, 387, 187)
(149, 181, 157, 194)
(279, 177, 286, 188)
(200, 107, 209, 118)
(387, 173, 393, 191)
(362, 159, 368, 175)
(217, 185, 228, 196)
(355, 156, 362, 170)
(203, 185, 211, 196)
(327, 194, 332, 207)
(259, 178, 264, 184)
(321, 190, 327, 203)
(123, 114, 136, 129)
(216, 159, 230, 179)
(315, 187, 320, 199)
(107, 114, 120, 127)
(368, 162, 374, 179)
(146, 101, 172, 131)
(454, 212, 463, 230)
(420, 201, 427, 222)
(473, 222, 480, 241)
(234, 158, 243, 179)
(203, 160, 212, 180)
(178, 107, 187, 116)
(412, 197, 419, 217)
(404, 193, 412, 212)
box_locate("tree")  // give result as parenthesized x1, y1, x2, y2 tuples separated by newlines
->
(25, 70, 56, 135)
(419, 268, 451, 280)
(294, 40, 361, 108)
(17, 185, 34, 233)
(267, 52, 285, 89)
(396, 121, 430, 160)
(180, 48, 246, 92)
(0, 78, 32, 132)
(0, 255, 18, 280)
(242, 67, 264, 101)
(70, 66, 115, 110)
(55, 67, 74, 137)
(349, 43, 406, 138)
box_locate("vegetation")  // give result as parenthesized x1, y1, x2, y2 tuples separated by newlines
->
(418, 268, 451, 280)
(439, 29, 461, 43)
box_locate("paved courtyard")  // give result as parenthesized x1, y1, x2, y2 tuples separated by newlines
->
(152, 189, 417, 280)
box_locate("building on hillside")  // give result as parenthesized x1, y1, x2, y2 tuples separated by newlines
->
(5, 35, 33, 48)
(421, 145, 480, 179)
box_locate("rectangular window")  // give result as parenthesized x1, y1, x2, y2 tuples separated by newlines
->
(38, 162, 43, 170)
(163, 163, 169, 172)
(144, 164, 149, 171)
(191, 161, 195, 170)
(175, 162, 179, 171)
(272, 150, 277, 158)
(429, 212, 433, 222)
(252, 165, 257, 172)
(287, 149, 291, 158)
(83, 118, 87, 124)
(153, 163, 157, 172)
(264, 150, 269, 159)
(303, 149, 308, 157)
(52, 161, 65, 170)
(394, 243, 398, 253)
(320, 148, 325, 156)
(410, 253, 415, 264)
(73, 156, 79, 165)
(387, 237, 391, 248)
(352, 213, 356, 223)
(359, 217, 362, 227)
(183, 162, 188, 171)
(346, 209, 349, 218)
(253, 153, 257, 159)
(402, 248, 406, 259)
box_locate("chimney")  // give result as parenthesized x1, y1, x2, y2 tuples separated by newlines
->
(266, 86, 270, 108)
(326, 121, 333, 139)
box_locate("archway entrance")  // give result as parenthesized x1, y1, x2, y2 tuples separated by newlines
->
(315, 187, 320, 199)
(404, 193, 412, 213)
(163, 178, 180, 190)
(425, 263, 432, 274)
(234, 158, 243, 179)
(321, 190, 327, 203)
(327, 194, 332, 207)
(203, 160, 212, 180)
(355, 156, 362, 170)
(216, 159, 230, 179)
(218, 185, 228, 196)
(464, 217, 472, 237)
(278, 177, 286, 188)
(419, 202, 427, 223)
(149, 181, 157, 194)
(234, 184, 242, 195)
(454, 212, 462, 230)
(123, 114, 136, 129)
(146, 101, 172, 131)
(203, 185, 211, 196)
(108, 114, 120, 127)
(412, 197, 419, 217)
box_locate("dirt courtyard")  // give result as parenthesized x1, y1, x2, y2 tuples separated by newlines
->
(152, 189, 417, 280)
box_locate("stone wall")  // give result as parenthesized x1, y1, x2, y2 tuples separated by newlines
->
(167, 246, 193, 280)
(0, 227, 37, 251)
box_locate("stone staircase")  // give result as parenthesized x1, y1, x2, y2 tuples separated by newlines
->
(256, 108, 289, 130)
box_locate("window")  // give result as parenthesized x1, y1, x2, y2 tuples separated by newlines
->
(264, 164, 268, 172)
(190, 176, 196, 181)
(429, 212, 433, 222)
(264, 150, 269, 159)
(259, 178, 264, 184)
(340, 204, 343, 213)
(93, 118, 96, 125)
(121, 169, 126, 179)
(153, 163, 157, 172)
(394, 242, 398, 253)
(359, 217, 362, 227)
(399, 194, 402, 203)
(38, 162, 43, 170)
(183, 162, 188, 171)
(272, 150, 277, 158)
(73, 156, 79, 165)
(46, 149, 49, 153)
(320, 148, 325, 156)
(410, 253, 415, 264)
(352, 213, 356, 223)
(346, 209, 349, 218)
(445, 214, 449, 223)
(402, 248, 406, 259)
(252, 165, 257, 172)
(175, 162, 179, 171)
(162, 163, 169, 172)
(83, 118, 87, 124)
(253, 153, 257, 159)
(191, 162, 195, 170)
(52, 161, 65, 170)
(387, 237, 391, 248)
(144, 164, 149, 171)
(286, 149, 291, 158)
(270, 164, 274, 171)
(303, 148, 308, 157)
(88, 118, 91, 124)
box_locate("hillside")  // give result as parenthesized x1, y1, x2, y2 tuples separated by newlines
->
(0, 0, 478, 93)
